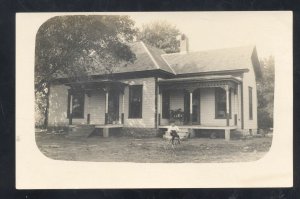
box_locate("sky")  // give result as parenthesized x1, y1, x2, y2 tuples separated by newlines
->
(30, 12, 291, 60)
(128, 12, 291, 59)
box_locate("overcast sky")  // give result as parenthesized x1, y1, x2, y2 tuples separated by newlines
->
(32, 12, 291, 60)
(129, 12, 290, 59)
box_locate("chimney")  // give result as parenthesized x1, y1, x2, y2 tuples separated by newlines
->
(180, 34, 189, 53)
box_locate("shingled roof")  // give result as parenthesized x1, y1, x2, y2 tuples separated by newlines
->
(161, 45, 260, 76)
(54, 42, 261, 79)
(100, 43, 261, 77)
(94, 41, 175, 75)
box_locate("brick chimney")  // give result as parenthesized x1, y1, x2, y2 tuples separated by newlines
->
(180, 34, 189, 54)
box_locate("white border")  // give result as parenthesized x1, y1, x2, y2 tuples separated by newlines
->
(16, 12, 293, 189)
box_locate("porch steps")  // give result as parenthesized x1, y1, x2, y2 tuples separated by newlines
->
(67, 125, 96, 137)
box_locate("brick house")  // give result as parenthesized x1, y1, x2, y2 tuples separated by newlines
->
(47, 35, 261, 140)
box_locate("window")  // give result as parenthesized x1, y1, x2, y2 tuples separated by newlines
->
(129, 85, 143, 118)
(162, 91, 170, 119)
(68, 91, 85, 118)
(249, 87, 253, 120)
(215, 87, 231, 119)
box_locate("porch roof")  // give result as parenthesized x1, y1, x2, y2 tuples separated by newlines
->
(158, 75, 242, 85)
(65, 79, 127, 91)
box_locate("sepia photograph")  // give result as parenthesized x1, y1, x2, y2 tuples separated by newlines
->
(16, 12, 292, 188)
(34, 14, 273, 163)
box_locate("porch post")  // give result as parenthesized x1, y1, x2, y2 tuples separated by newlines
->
(105, 91, 108, 124)
(121, 92, 125, 124)
(237, 84, 241, 127)
(189, 91, 193, 124)
(158, 91, 161, 125)
(234, 87, 237, 126)
(69, 94, 73, 125)
(225, 86, 230, 126)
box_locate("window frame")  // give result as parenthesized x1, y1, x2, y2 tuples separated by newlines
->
(215, 87, 231, 119)
(67, 90, 85, 119)
(128, 85, 143, 119)
(249, 86, 253, 120)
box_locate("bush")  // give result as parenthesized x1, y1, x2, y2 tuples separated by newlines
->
(258, 109, 273, 130)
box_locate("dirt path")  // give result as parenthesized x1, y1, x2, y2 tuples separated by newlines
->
(35, 132, 272, 163)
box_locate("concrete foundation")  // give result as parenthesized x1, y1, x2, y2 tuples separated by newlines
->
(103, 128, 109, 137)
(225, 129, 231, 141)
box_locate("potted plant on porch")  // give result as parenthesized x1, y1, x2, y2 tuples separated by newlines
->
(170, 108, 184, 125)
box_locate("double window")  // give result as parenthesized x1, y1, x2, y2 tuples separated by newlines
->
(128, 85, 143, 118)
(215, 87, 231, 119)
(68, 91, 85, 118)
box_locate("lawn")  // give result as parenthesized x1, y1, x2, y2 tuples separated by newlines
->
(35, 131, 272, 163)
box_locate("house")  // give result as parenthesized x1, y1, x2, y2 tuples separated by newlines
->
(47, 35, 261, 140)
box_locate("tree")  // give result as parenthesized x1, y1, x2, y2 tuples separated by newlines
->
(257, 56, 275, 130)
(35, 15, 137, 127)
(137, 21, 181, 53)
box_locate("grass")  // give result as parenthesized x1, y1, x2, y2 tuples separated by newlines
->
(35, 131, 272, 163)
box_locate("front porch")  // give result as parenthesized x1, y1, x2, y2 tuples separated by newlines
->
(157, 75, 242, 140)
(64, 79, 126, 137)
(65, 79, 127, 126)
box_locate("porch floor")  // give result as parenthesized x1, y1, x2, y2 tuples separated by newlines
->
(95, 124, 123, 129)
(94, 124, 123, 138)
(158, 125, 237, 130)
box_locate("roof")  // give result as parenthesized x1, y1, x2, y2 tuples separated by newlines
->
(54, 43, 261, 80)
(161, 45, 260, 75)
(92, 41, 175, 75)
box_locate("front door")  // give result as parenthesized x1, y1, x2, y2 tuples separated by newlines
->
(107, 90, 119, 124)
(183, 89, 200, 124)
(192, 89, 200, 124)
(183, 91, 190, 124)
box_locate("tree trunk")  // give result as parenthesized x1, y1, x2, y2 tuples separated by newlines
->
(43, 84, 50, 129)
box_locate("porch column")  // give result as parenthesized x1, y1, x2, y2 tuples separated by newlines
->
(69, 94, 73, 125)
(237, 84, 241, 128)
(105, 91, 108, 124)
(158, 91, 161, 125)
(121, 92, 125, 124)
(234, 87, 238, 126)
(189, 91, 193, 124)
(225, 86, 230, 126)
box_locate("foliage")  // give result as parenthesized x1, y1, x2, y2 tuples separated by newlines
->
(257, 56, 275, 129)
(137, 21, 181, 53)
(35, 15, 137, 127)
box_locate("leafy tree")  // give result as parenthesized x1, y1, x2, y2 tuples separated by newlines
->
(257, 56, 275, 130)
(137, 21, 181, 53)
(35, 15, 137, 127)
